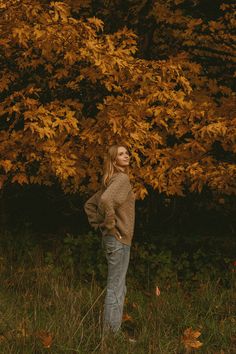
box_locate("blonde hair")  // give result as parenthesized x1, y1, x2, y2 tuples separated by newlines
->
(102, 145, 129, 187)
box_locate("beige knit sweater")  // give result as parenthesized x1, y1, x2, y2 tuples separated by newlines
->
(84, 172, 135, 246)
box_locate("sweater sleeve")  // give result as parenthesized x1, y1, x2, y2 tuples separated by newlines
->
(84, 190, 102, 230)
(98, 173, 131, 233)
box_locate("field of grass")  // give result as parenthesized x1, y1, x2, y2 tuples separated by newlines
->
(0, 231, 235, 353)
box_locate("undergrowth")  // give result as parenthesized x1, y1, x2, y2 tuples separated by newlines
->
(0, 230, 235, 353)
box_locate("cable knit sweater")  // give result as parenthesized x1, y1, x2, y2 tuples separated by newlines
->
(84, 172, 135, 246)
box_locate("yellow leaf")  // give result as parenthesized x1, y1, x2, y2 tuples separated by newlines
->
(140, 187, 148, 200)
(132, 151, 141, 167)
(87, 17, 104, 31)
(1, 160, 12, 173)
(51, 2, 69, 22)
(12, 174, 28, 185)
(182, 327, 203, 351)
(64, 51, 78, 65)
(34, 28, 45, 40)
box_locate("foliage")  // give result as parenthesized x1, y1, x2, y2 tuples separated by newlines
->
(151, 1, 236, 85)
(0, 0, 235, 198)
(85, 1, 235, 87)
(44, 230, 234, 288)
(2, 229, 232, 288)
(45, 232, 107, 281)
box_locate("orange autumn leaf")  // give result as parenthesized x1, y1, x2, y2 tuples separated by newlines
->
(0, 335, 7, 343)
(122, 313, 133, 322)
(182, 327, 203, 351)
(35, 331, 53, 348)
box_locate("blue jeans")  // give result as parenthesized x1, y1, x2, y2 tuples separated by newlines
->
(102, 235, 131, 333)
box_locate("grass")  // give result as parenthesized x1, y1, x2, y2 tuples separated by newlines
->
(0, 232, 235, 353)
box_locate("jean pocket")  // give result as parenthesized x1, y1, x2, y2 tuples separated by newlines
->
(103, 235, 122, 254)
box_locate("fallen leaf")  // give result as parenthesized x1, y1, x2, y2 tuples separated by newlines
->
(155, 286, 161, 296)
(182, 327, 203, 351)
(122, 313, 133, 322)
(0, 335, 7, 343)
(35, 331, 53, 348)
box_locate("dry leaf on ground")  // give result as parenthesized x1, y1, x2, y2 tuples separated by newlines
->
(0, 335, 7, 343)
(35, 330, 53, 348)
(122, 313, 133, 322)
(155, 286, 161, 296)
(182, 327, 203, 351)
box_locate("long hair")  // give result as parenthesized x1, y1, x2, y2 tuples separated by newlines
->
(102, 145, 129, 187)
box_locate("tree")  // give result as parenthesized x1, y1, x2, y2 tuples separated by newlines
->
(0, 0, 235, 199)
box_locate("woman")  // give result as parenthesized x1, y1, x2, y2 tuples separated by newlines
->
(84, 145, 135, 334)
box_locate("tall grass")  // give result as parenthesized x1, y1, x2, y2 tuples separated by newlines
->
(0, 231, 235, 353)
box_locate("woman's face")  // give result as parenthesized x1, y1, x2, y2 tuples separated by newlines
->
(115, 146, 130, 170)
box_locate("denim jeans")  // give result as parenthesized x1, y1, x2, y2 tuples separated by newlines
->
(102, 235, 131, 333)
